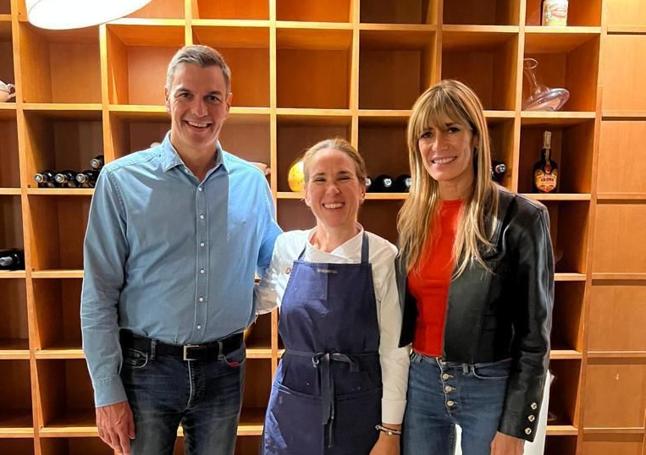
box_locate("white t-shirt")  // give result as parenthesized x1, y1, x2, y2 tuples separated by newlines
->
(255, 228, 410, 424)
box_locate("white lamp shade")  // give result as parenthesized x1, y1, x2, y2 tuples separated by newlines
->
(26, 0, 152, 30)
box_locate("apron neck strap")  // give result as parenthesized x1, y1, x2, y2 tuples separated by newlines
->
(297, 230, 370, 262)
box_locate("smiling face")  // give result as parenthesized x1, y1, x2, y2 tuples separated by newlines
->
(304, 147, 366, 232)
(418, 114, 476, 192)
(165, 62, 231, 156)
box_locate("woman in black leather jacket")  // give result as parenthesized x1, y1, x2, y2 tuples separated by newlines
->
(397, 80, 554, 455)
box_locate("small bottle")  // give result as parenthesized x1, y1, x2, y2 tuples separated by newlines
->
(364, 176, 373, 191)
(533, 131, 559, 193)
(34, 170, 57, 188)
(0, 249, 24, 271)
(90, 154, 105, 170)
(393, 174, 412, 192)
(54, 170, 79, 188)
(491, 160, 507, 184)
(76, 170, 99, 188)
(370, 174, 394, 193)
(542, 0, 568, 26)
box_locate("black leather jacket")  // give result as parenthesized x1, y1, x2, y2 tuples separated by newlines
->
(397, 188, 554, 441)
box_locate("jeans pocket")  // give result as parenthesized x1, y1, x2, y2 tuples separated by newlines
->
(222, 345, 246, 368)
(471, 358, 512, 380)
(123, 348, 149, 369)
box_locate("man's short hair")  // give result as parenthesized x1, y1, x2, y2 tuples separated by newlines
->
(166, 45, 231, 93)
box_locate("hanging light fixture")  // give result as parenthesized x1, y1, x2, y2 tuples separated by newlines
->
(26, 0, 152, 30)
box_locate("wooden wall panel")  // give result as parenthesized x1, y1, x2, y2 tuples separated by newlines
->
(601, 35, 646, 112)
(592, 204, 646, 273)
(598, 121, 646, 194)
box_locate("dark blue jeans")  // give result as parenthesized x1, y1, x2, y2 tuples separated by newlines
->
(402, 352, 512, 455)
(120, 342, 246, 455)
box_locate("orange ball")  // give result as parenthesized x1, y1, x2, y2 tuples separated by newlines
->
(287, 160, 305, 192)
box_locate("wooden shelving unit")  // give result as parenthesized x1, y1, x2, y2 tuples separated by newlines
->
(0, 0, 643, 453)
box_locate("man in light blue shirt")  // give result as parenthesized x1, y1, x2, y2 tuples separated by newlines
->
(81, 45, 280, 455)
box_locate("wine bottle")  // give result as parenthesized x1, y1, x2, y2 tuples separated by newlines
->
(491, 160, 507, 183)
(34, 170, 57, 188)
(533, 131, 559, 193)
(393, 174, 412, 192)
(370, 174, 394, 193)
(75, 170, 99, 188)
(54, 170, 79, 188)
(0, 249, 24, 271)
(364, 176, 373, 191)
(90, 154, 105, 170)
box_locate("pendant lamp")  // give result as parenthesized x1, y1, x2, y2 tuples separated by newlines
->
(26, 0, 152, 30)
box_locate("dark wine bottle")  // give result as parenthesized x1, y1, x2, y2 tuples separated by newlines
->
(393, 174, 412, 192)
(370, 174, 394, 193)
(34, 170, 57, 188)
(491, 160, 507, 183)
(0, 249, 24, 271)
(75, 170, 99, 188)
(90, 154, 105, 170)
(54, 170, 79, 188)
(364, 176, 373, 191)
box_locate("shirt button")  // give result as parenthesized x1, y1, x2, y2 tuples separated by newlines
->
(446, 400, 455, 407)
(200, 268, 205, 274)
(198, 297, 204, 303)
(199, 214, 205, 220)
(442, 373, 451, 380)
(198, 187, 203, 192)
(200, 242, 205, 247)
(197, 325, 202, 330)
(524, 428, 532, 435)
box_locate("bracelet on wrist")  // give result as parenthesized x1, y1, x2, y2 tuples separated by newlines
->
(375, 424, 402, 436)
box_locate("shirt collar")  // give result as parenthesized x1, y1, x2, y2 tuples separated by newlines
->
(159, 131, 228, 174)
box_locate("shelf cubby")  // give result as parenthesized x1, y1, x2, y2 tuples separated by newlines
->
(240, 359, 271, 434)
(543, 201, 589, 275)
(359, 29, 435, 110)
(0, 278, 28, 352)
(0, 20, 14, 89)
(358, 116, 409, 180)
(360, 0, 436, 25)
(26, 196, 91, 272)
(583, 358, 646, 429)
(192, 0, 269, 20)
(36, 359, 95, 431)
(17, 25, 101, 104)
(588, 282, 646, 354)
(551, 282, 585, 353)
(0, 0, 9, 15)
(276, 115, 351, 192)
(0, 117, 19, 188)
(220, 113, 270, 165)
(0, 360, 33, 431)
(441, 30, 518, 111)
(40, 437, 113, 455)
(124, 0, 185, 19)
(277, 28, 352, 109)
(547, 359, 581, 428)
(443, 0, 519, 26)
(192, 25, 269, 108)
(22, 110, 103, 188)
(106, 23, 186, 105)
(277, 0, 351, 23)
(32, 278, 82, 352)
(518, 119, 594, 194)
(108, 109, 169, 159)
(487, 118, 515, 189)
(0, 194, 23, 250)
(525, 0, 602, 26)
(245, 312, 271, 351)
(523, 32, 599, 112)
(0, 440, 34, 455)
(545, 436, 577, 455)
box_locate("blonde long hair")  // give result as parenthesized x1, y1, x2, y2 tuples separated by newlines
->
(397, 80, 500, 276)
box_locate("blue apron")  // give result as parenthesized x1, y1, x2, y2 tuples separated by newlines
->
(262, 233, 382, 454)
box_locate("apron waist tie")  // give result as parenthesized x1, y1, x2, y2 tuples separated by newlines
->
(284, 350, 376, 448)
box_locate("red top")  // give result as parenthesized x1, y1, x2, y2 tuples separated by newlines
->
(407, 199, 463, 357)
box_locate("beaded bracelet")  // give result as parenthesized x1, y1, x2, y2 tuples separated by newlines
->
(375, 424, 402, 436)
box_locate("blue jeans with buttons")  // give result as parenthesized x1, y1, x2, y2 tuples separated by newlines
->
(120, 343, 246, 455)
(402, 351, 512, 455)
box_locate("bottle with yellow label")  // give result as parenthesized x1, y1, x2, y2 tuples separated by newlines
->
(533, 130, 559, 193)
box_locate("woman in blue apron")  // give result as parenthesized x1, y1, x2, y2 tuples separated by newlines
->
(256, 138, 410, 455)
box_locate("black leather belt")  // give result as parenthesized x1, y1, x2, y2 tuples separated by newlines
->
(120, 330, 244, 362)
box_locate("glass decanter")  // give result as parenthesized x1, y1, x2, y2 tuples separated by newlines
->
(523, 57, 570, 111)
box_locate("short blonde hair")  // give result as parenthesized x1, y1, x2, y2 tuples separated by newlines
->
(302, 138, 367, 183)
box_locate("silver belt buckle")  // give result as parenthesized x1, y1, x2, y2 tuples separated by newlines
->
(183, 344, 201, 361)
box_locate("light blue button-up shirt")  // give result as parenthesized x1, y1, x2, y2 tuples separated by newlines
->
(81, 133, 281, 407)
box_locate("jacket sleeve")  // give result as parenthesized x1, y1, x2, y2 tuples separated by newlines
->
(498, 204, 554, 441)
